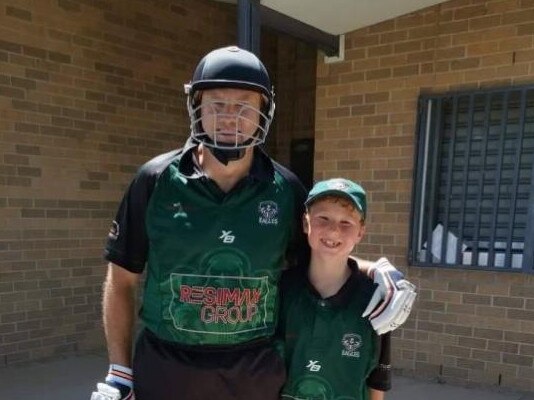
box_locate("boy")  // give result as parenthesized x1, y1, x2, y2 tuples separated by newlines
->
(279, 178, 389, 400)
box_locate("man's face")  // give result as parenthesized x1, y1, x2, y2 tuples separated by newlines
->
(199, 88, 263, 146)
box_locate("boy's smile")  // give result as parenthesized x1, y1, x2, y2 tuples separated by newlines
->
(304, 198, 365, 258)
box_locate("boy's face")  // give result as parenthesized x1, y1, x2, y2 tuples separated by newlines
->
(303, 197, 365, 258)
(200, 88, 263, 146)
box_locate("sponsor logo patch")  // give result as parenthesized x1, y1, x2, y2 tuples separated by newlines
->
(341, 333, 362, 358)
(258, 201, 278, 225)
(305, 360, 322, 372)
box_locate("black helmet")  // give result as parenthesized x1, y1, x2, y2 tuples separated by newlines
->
(184, 46, 275, 164)
(187, 46, 273, 103)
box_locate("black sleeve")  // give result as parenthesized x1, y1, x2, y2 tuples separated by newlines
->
(366, 332, 392, 391)
(273, 160, 310, 269)
(104, 150, 179, 273)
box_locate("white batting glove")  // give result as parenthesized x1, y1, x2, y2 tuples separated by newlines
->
(90, 364, 135, 400)
(362, 258, 417, 335)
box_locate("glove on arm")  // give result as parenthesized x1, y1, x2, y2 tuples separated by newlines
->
(90, 364, 134, 400)
(362, 258, 417, 335)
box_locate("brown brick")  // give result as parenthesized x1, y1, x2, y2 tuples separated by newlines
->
(87, 172, 109, 181)
(326, 107, 350, 118)
(510, 285, 534, 298)
(351, 104, 375, 116)
(409, 25, 439, 39)
(449, 281, 477, 293)
(393, 64, 420, 77)
(339, 94, 363, 106)
(381, 30, 408, 45)
(493, 296, 524, 308)
(0, 85, 25, 99)
(454, 4, 488, 20)
(488, 340, 519, 354)
(475, 328, 504, 340)
(463, 294, 491, 305)
(48, 51, 71, 64)
(451, 58, 480, 70)
(11, 77, 36, 90)
(514, 49, 534, 62)
(368, 45, 393, 57)
(337, 160, 361, 170)
(369, 19, 396, 33)
(17, 167, 41, 177)
(364, 92, 389, 103)
(440, 20, 469, 34)
(472, 349, 502, 362)
(394, 40, 422, 54)
(58, 0, 81, 12)
(15, 145, 40, 155)
(458, 336, 487, 349)
(502, 354, 533, 367)
(363, 114, 388, 126)
(507, 309, 534, 321)
(468, 15, 503, 32)
(517, 22, 534, 35)
(397, 13, 427, 29)
(6, 6, 32, 21)
(25, 69, 49, 81)
(366, 68, 392, 80)
(503, 9, 534, 24)
(351, 34, 380, 48)
(0, 40, 22, 54)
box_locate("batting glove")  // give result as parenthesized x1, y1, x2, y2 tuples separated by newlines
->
(90, 364, 135, 400)
(362, 258, 417, 335)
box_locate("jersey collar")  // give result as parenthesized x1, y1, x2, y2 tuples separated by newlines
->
(306, 258, 366, 308)
(177, 138, 274, 182)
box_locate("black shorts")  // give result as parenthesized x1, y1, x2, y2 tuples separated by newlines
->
(133, 329, 286, 400)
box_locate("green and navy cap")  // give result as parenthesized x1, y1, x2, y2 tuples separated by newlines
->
(305, 178, 367, 220)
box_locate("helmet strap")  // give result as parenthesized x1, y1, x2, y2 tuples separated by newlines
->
(209, 147, 246, 165)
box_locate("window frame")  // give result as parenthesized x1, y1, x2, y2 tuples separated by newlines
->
(409, 84, 534, 273)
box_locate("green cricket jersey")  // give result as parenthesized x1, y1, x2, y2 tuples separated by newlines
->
(105, 140, 307, 346)
(278, 259, 381, 400)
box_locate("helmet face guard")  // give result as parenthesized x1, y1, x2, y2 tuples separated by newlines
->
(187, 98, 272, 150)
(185, 46, 275, 155)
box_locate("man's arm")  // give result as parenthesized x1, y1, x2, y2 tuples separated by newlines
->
(90, 263, 140, 399)
(353, 257, 374, 272)
(369, 388, 385, 400)
(103, 262, 140, 367)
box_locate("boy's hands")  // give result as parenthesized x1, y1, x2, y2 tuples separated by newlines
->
(362, 258, 417, 335)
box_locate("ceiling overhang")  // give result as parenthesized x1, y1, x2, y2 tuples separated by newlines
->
(216, 0, 447, 56)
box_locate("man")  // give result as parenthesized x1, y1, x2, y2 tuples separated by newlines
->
(91, 46, 416, 400)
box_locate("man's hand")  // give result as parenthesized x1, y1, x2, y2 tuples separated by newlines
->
(362, 258, 417, 335)
(90, 364, 135, 400)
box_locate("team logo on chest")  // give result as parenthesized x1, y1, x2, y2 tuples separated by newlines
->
(341, 333, 362, 358)
(258, 201, 279, 225)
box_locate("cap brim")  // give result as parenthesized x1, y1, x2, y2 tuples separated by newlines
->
(305, 190, 364, 217)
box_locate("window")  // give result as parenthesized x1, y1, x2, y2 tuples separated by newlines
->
(410, 85, 534, 272)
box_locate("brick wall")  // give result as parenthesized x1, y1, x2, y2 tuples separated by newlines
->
(315, 0, 534, 391)
(264, 34, 317, 165)
(0, 0, 237, 365)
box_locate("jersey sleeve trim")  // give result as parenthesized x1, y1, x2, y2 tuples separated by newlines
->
(104, 149, 182, 273)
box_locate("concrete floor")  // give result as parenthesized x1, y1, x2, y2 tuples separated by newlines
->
(0, 353, 532, 400)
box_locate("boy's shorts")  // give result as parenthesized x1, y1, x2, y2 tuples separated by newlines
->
(133, 329, 286, 400)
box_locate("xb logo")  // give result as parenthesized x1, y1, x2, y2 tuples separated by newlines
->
(219, 230, 235, 244)
(305, 360, 321, 372)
